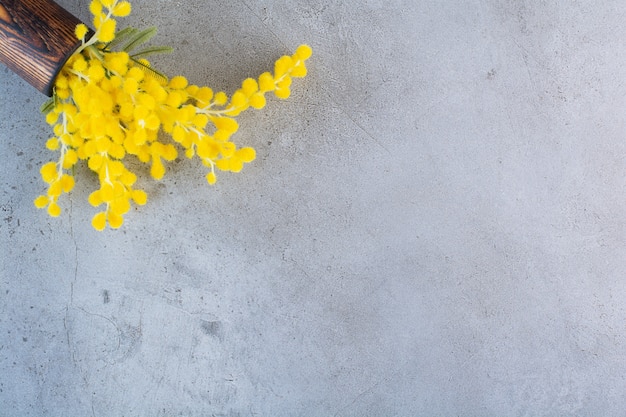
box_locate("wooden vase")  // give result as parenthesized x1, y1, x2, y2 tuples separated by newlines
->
(0, 0, 85, 96)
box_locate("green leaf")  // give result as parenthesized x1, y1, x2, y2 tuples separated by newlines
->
(106, 27, 139, 50)
(122, 27, 158, 53)
(40, 97, 54, 114)
(130, 45, 174, 59)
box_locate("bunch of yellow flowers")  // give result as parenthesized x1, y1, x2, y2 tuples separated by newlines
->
(34, 0, 312, 230)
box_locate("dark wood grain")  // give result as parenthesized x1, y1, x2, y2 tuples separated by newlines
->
(0, 0, 84, 96)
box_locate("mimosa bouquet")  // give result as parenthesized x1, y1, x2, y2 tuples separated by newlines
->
(1, 0, 311, 230)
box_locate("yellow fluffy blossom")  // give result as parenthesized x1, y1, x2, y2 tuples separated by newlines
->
(35, 0, 311, 230)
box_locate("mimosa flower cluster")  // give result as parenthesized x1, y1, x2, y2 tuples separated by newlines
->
(35, 0, 311, 230)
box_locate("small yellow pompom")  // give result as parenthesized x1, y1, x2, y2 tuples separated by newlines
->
(132, 128, 148, 146)
(92, 212, 107, 231)
(100, 183, 115, 203)
(120, 171, 137, 186)
(106, 54, 129, 75)
(73, 58, 88, 72)
(62, 150, 78, 169)
(219, 142, 236, 158)
(56, 88, 70, 100)
(47, 202, 61, 217)
(213, 117, 238, 133)
(45, 112, 58, 125)
(195, 86, 213, 104)
(52, 124, 63, 137)
(109, 75, 123, 90)
(150, 160, 165, 180)
(40, 162, 58, 184)
(89, 0, 103, 16)
(131, 190, 147, 205)
(275, 87, 290, 99)
(60, 175, 75, 193)
(152, 86, 169, 105)
(34, 195, 49, 209)
(192, 114, 209, 129)
(295, 44, 313, 60)
(88, 154, 104, 171)
(119, 102, 133, 119)
(169, 76, 188, 90)
(228, 158, 243, 173)
(237, 147, 256, 163)
(92, 13, 105, 30)
(110, 197, 131, 216)
(112, 1, 131, 17)
(274, 56, 294, 77)
(143, 114, 159, 131)
(87, 63, 105, 82)
(172, 125, 186, 143)
(99, 18, 116, 43)
(161, 144, 177, 161)
(133, 105, 150, 121)
(176, 105, 196, 123)
(109, 161, 125, 177)
(213, 92, 228, 106)
(62, 102, 77, 115)
(196, 141, 218, 160)
(215, 159, 230, 171)
(258, 72, 275, 92)
(48, 181, 62, 197)
(123, 78, 138, 95)
(88, 190, 103, 207)
(241, 78, 258, 95)
(249, 93, 266, 109)
(82, 139, 97, 158)
(291, 63, 307, 78)
(59, 133, 72, 146)
(75, 23, 89, 40)
(107, 211, 124, 229)
(127, 67, 144, 81)
(206, 172, 217, 185)
(138, 93, 156, 110)
(55, 75, 68, 89)
(230, 91, 247, 109)
(165, 91, 185, 108)
(276, 77, 292, 89)
(214, 130, 232, 142)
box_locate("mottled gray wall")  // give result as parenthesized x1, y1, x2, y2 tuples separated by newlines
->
(3, 1, 626, 416)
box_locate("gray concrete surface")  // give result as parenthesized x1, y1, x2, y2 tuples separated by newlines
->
(3, 0, 626, 415)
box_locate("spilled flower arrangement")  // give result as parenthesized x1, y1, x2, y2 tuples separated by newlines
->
(33, 0, 311, 230)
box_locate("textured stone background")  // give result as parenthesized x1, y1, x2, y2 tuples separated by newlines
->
(3, 0, 626, 415)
